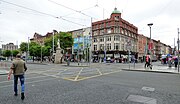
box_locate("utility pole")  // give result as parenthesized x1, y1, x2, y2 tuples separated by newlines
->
(178, 28, 179, 73)
(77, 35, 80, 65)
(147, 23, 153, 68)
(89, 17, 92, 66)
(174, 38, 175, 56)
(27, 37, 30, 61)
(41, 44, 42, 63)
(104, 35, 106, 63)
(0, 38, 3, 56)
(52, 31, 55, 55)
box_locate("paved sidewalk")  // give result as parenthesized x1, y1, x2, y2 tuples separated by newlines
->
(123, 65, 180, 74)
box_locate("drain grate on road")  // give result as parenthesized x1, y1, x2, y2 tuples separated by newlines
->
(127, 95, 157, 104)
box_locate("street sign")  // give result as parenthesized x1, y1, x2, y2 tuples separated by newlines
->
(127, 39, 131, 50)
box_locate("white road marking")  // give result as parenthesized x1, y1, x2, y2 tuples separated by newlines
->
(0, 77, 57, 88)
(96, 68, 102, 75)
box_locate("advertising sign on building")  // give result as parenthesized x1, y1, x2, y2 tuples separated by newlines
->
(148, 40, 153, 50)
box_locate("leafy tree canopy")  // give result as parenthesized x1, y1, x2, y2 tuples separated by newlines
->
(12, 50, 19, 57)
(19, 42, 28, 52)
(44, 32, 73, 52)
(2, 50, 11, 57)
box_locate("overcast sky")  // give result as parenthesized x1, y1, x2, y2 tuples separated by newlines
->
(0, 0, 180, 48)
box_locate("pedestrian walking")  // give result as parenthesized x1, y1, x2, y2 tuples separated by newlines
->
(144, 55, 152, 69)
(174, 57, 178, 68)
(148, 57, 152, 69)
(7, 54, 27, 100)
(144, 55, 150, 68)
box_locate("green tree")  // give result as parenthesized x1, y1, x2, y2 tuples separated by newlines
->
(43, 46, 51, 56)
(12, 50, 19, 57)
(0, 49, 2, 56)
(20, 42, 28, 52)
(44, 37, 53, 48)
(44, 32, 73, 52)
(29, 42, 40, 57)
(3, 50, 11, 57)
(59, 32, 73, 50)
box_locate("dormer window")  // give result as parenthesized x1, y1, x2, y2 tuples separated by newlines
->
(115, 16, 119, 20)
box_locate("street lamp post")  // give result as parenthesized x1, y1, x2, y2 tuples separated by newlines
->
(27, 37, 30, 62)
(178, 28, 180, 72)
(148, 23, 153, 39)
(77, 35, 80, 65)
(104, 36, 106, 63)
(0, 40, 3, 56)
(41, 45, 44, 63)
(147, 23, 153, 67)
(52, 32, 54, 55)
(41, 45, 42, 63)
(89, 17, 92, 66)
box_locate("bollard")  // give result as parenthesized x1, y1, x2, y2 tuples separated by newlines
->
(5, 63, 7, 67)
(67, 58, 70, 66)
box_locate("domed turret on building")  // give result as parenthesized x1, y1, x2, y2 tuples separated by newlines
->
(112, 7, 121, 14)
(110, 7, 121, 19)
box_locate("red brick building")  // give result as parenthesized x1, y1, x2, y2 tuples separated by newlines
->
(138, 34, 147, 61)
(92, 8, 138, 62)
(30, 30, 58, 45)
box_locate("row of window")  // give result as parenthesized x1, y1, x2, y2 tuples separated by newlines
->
(93, 35, 134, 42)
(93, 28, 137, 39)
(93, 22, 112, 29)
(93, 43, 136, 51)
(93, 21, 137, 33)
(2, 46, 18, 50)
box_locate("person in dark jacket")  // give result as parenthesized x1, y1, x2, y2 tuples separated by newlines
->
(174, 58, 178, 68)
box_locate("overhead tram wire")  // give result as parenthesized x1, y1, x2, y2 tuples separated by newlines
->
(62, 5, 97, 18)
(0, 0, 85, 27)
(48, 0, 98, 20)
(155, 0, 175, 17)
(64, 17, 90, 21)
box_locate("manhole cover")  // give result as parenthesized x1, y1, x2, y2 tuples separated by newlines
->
(142, 86, 155, 92)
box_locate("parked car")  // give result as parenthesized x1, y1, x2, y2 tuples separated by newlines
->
(151, 55, 157, 62)
(0, 56, 6, 61)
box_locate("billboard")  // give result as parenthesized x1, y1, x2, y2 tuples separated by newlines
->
(74, 37, 83, 43)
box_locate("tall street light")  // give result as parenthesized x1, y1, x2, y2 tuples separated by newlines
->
(77, 35, 80, 65)
(27, 37, 30, 62)
(41, 44, 44, 63)
(89, 17, 92, 65)
(0, 40, 3, 56)
(178, 28, 179, 72)
(147, 23, 153, 39)
(52, 31, 55, 55)
(147, 23, 153, 66)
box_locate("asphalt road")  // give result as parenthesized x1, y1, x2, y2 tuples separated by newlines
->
(0, 62, 180, 104)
